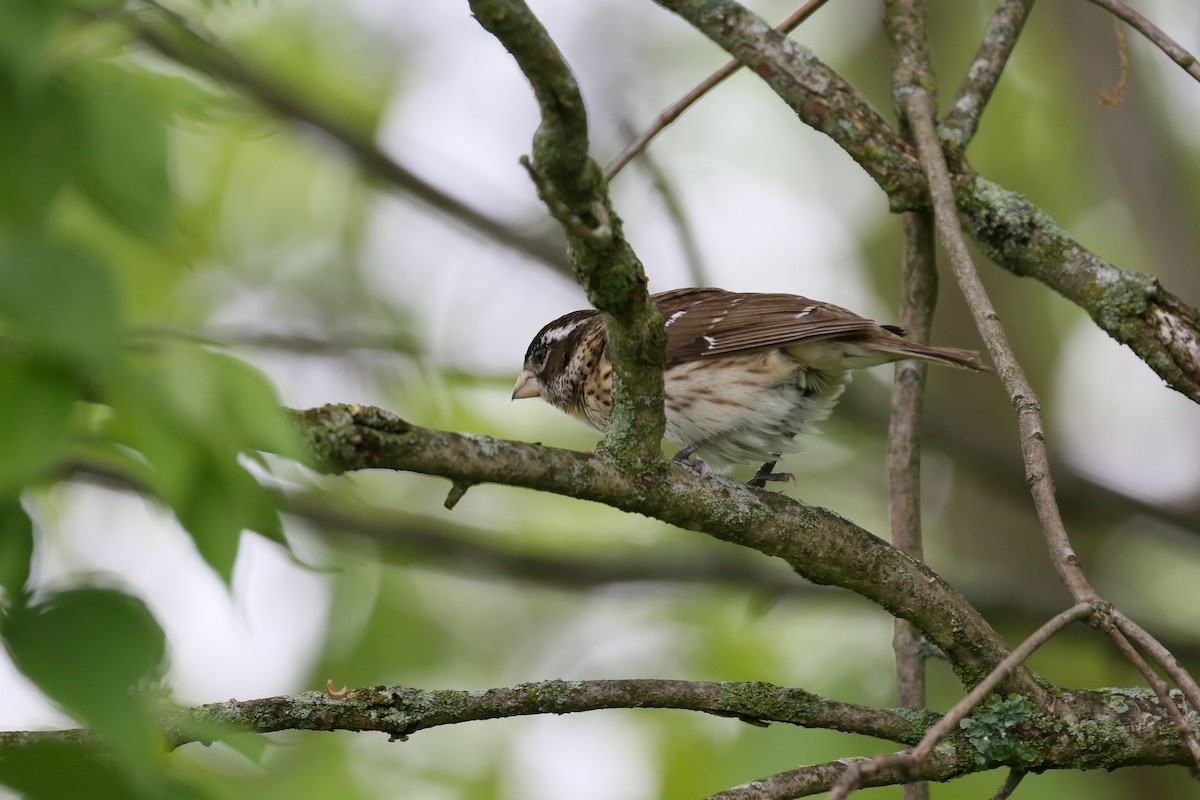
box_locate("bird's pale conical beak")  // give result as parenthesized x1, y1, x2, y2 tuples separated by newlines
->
(511, 369, 542, 400)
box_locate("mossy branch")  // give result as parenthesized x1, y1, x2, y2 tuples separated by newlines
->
(292, 403, 1039, 696)
(3, 680, 1192, 791)
(469, 0, 666, 464)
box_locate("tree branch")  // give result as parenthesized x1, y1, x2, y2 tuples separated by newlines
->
(941, 0, 1038, 146)
(0, 679, 928, 750)
(292, 403, 1044, 696)
(956, 178, 1200, 403)
(829, 602, 1094, 800)
(651, 0, 927, 210)
(469, 0, 666, 463)
(883, 6, 938, 798)
(708, 683, 1200, 798)
(1078, 0, 1200, 83)
(653, 0, 1200, 403)
(906, 85, 1200, 769)
(5, 679, 1195, 789)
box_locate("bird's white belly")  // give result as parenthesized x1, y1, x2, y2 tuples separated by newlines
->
(662, 351, 848, 471)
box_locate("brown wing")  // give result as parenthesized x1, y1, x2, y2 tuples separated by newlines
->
(656, 289, 886, 365)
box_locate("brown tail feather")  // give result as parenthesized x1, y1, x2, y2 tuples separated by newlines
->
(873, 341, 989, 371)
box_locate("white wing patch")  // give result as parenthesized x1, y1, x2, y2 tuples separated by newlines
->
(795, 306, 816, 318)
(664, 310, 688, 327)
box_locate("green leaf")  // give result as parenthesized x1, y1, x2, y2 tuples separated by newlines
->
(2, 588, 166, 759)
(0, 73, 82, 227)
(104, 346, 291, 582)
(0, 3, 60, 76)
(0, 740, 143, 800)
(195, 350, 303, 458)
(0, 235, 123, 370)
(0, 739, 211, 800)
(0, 495, 33, 605)
(0, 356, 80, 489)
(74, 66, 172, 239)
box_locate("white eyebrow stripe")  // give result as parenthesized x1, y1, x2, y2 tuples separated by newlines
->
(541, 320, 584, 341)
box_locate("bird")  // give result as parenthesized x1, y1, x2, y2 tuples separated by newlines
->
(512, 287, 987, 487)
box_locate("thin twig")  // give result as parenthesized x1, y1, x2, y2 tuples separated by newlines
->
(829, 602, 1094, 800)
(905, 87, 1096, 602)
(942, 0, 1037, 146)
(906, 85, 1200, 771)
(887, 211, 937, 800)
(883, 11, 938, 800)
(1079, 0, 1200, 83)
(604, 0, 831, 181)
(1102, 621, 1200, 765)
(989, 770, 1026, 800)
(1113, 611, 1200, 713)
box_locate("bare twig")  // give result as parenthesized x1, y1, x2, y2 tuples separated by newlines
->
(942, 0, 1037, 146)
(906, 85, 1200, 770)
(1113, 611, 1200, 713)
(1079, 0, 1200, 83)
(883, 9, 939, 799)
(829, 602, 1094, 800)
(906, 87, 1096, 601)
(604, 0, 831, 181)
(989, 770, 1026, 800)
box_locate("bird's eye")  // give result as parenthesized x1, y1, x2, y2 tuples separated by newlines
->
(529, 343, 549, 371)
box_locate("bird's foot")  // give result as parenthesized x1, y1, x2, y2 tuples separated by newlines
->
(671, 445, 710, 476)
(747, 461, 794, 489)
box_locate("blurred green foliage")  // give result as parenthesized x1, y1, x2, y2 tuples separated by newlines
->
(0, 1, 1195, 799)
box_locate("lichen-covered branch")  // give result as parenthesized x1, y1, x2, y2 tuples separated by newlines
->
(652, 0, 927, 209)
(3, 679, 1194, 787)
(293, 403, 1041, 696)
(469, 0, 666, 463)
(958, 177, 1200, 402)
(708, 684, 1197, 798)
(654, 0, 1200, 404)
(161, 679, 933, 748)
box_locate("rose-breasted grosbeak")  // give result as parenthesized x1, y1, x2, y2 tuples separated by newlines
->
(513, 288, 986, 486)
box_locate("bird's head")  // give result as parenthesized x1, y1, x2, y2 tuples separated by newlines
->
(512, 309, 600, 408)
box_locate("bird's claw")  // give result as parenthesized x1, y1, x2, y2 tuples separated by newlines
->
(747, 461, 794, 489)
(671, 445, 710, 476)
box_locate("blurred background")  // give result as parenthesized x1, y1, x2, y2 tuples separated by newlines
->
(2, 0, 1199, 797)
